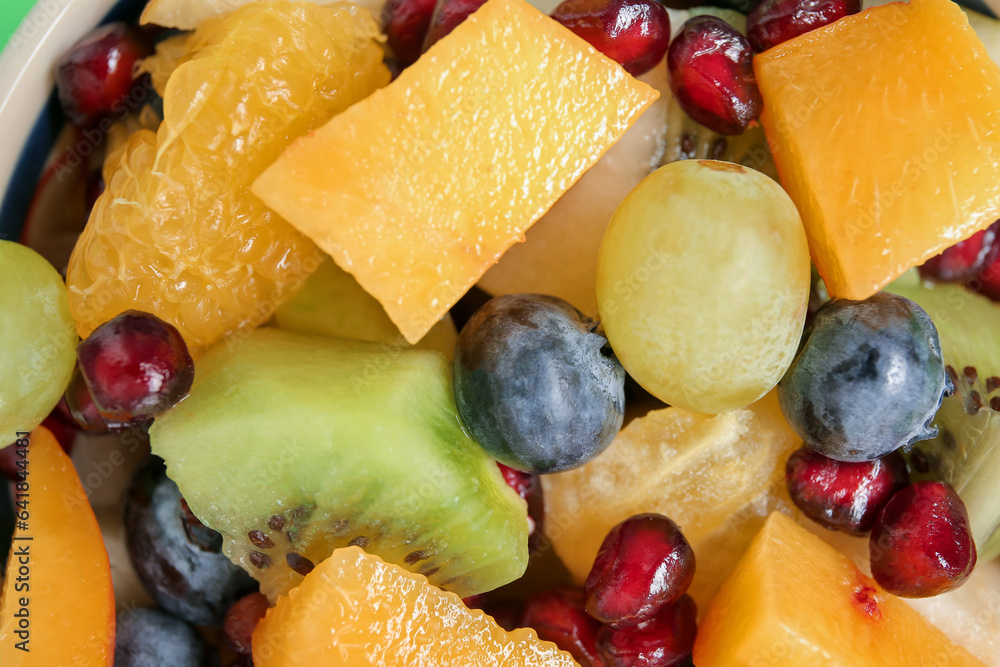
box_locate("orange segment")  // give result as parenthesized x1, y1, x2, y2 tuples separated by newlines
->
(252, 546, 579, 666)
(755, 0, 1000, 300)
(66, 1, 390, 355)
(253, 0, 658, 344)
(693, 512, 984, 667)
(0, 427, 114, 665)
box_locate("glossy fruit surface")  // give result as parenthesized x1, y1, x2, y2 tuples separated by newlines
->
(596, 595, 697, 667)
(786, 447, 909, 535)
(252, 0, 658, 345)
(252, 547, 578, 666)
(542, 392, 800, 610)
(551, 0, 670, 76)
(0, 241, 78, 444)
(667, 17, 760, 135)
(870, 482, 977, 598)
(224, 592, 270, 656)
(55, 22, 152, 127)
(0, 427, 114, 664)
(498, 463, 545, 540)
(386, 0, 437, 65)
(520, 587, 604, 667)
(77, 310, 194, 422)
(920, 222, 999, 283)
(423, 0, 488, 50)
(66, 2, 390, 355)
(778, 292, 949, 462)
(747, 0, 860, 52)
(755, 0, 1000, 301)
(585, 514, 695, 627)
(597, 160, 809, 414)
(114, 608, 210, 667)
(693, 512, 983, 666)
(453, 294, 625, 473)
(123, 456, 256, 626)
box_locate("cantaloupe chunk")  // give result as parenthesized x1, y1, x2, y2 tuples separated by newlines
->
(253, 0, 658, 343)
(755, 0, 1000, 300)
(693, 512, 984, 667)
(252, 546, 578, 666)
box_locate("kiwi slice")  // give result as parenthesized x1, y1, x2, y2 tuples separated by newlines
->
(149, 328, 528, 600)
(887, 272, 1000, 559)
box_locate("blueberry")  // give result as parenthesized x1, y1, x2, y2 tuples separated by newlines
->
(778, 292, 950, 462)
(123, 456, 257, 626)
(114, 607, 214, 667)
(453, 294, 625, 473)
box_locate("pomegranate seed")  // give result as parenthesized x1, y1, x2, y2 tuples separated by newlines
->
(921, 221, 999, 283)
(747, 0, 861, 53)
(786, 447, 909, 535)
(64, 367, 133, 432)
(77, 310, 194, 422)
(55, 23, 152, 128)
(520, 587, 603, 667)
(385, 0, 438, 67)
(595, 594, 697, 667)
(667, 16, 761, 135)
(223, 591, 269, 655)
(585, 513, 695, 627)
(422, 0, 488, 52)
(869, 481, 977, 598)
(551, 0, 671, 77)
(497, 462, 545, 541)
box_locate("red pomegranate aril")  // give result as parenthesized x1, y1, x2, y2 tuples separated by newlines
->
(595, 594, 697, 667)
(223, 591, 269, 656)
(55, 22, 152, 128)
(747, 0, 861, 53)
(77, 310, 194, 422)
(422, 0, 488, 52)
(497, 462, 545, 540)
(966, 229, 1000, 302)
(551, 0, 670, 77)
(64, 367, 131, 432)
(869, 481, 977, 598)
(667, 16, 761, 135)
(520, 587, 604, 667)
(921, 221, 999, 284)
(585, 513, 695, 628)
(385, 0, 438, 67)
(786, 446, 909, 536)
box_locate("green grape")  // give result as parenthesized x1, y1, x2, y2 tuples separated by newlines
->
(597, 160, 810, 414)
(0, 241, 78, 443)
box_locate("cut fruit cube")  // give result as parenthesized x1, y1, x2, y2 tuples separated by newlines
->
(0, 427, 115, 664)
(253, 0, 658, 344)
(693, 512, 984, 667)
(252, 546, 579, 667)
(755, 0, 1000, 300)
(541, 392, 800, 611)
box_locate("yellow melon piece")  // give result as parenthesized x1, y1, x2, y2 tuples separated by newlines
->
(252, 546, 578, 666)
(540, 392, 800, 611)
(253, 0, 658, 344)
(694, 512, 984, 667)
(755, 0, 1000, 301)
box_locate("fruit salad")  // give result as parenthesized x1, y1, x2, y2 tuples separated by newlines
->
(2, 0, 1000, 664)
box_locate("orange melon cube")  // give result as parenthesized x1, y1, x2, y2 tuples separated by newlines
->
(253, 0, 658, 343)
(755, 0, 1000, 300)
(693, 512, 984, 667)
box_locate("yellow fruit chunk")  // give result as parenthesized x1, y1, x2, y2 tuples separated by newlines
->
(252, 546, 578, 667)
(541, 392, 799, 610)
(694, 512, 984, 667)
(756, 0, 1000, 301)
(253, 0, 658, 344)
(66, 1, 390, 355)
(272, 257, 458, 359)
(0, 428, 114, 665)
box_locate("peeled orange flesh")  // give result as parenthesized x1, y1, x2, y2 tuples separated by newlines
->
(253, 546, 579, 667)
(66, 1, 390, 355)
(541, 392, 800, 610)
(253, 0, 658, 344)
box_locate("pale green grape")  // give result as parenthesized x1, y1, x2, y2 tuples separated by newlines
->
(597, 160, 810, 414)
(0, 241, 78, 442)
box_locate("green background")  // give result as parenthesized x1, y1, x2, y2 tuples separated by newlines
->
(1, 0, 38, 51)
